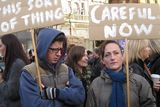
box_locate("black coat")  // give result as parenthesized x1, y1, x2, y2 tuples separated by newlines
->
(129, 59, 153, 91)
(148, 54, 160, 107)
(0, 59, 26, 107)
(149, 54, 160, 74)
(88, 58, 103, 82)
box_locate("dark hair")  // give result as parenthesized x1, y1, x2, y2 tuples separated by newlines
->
(87, 50, 92, 55)
(0, 34, 29, 79)
(52, 33, 67, 54)
(28, 49, 35, 63)
(66, 46, 85, 73)
(52, 33, 67, 44)
(100, 40, 123, 59)
(28, 49, 33, 56)
(93, 47, 101, 56)
(52, 33, 67, 56)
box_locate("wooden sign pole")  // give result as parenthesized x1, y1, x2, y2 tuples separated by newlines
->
(125, 38, 130, 107)
(31, 29, 42, 92)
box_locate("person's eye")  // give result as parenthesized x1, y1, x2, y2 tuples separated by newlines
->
(104, 54, 109, 57)
(114, 51, 120, 55)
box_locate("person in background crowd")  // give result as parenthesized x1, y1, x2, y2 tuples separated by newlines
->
(66, 45, 91, 107)
(87, 50, 93, 60)
(0, 34, 30, 107)
(89, 47, 103, 82)
(128, 40, 154, 92)
(86, 40, 156, 107)
(19, 28, 85, 107)
(148, 40, 160, 107)
(27, 49, 35, 63)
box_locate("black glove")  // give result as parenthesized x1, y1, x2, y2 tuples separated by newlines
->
(45, 87, 59, 99)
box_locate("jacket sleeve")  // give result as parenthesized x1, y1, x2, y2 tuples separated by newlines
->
(19, 70, 57, 107)
(19, 68, 85, 107)
(139, 76, 156, 107)
(56, 68, 85, 105)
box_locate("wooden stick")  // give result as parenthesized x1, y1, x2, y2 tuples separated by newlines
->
(125, 38, 130, 107)
(31, 29, 42, 92)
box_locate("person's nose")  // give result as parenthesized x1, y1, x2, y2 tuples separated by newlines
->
(110, 53, 115, 60)
(56, 50, 62, 56)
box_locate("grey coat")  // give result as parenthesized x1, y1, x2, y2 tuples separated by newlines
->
(86, 68, 156, 107)
(0, 59, 26, 107)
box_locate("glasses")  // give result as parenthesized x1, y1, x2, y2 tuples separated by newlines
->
(48, 47, 63, 54)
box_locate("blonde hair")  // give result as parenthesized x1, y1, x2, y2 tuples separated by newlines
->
(128, 40, 149, 64)
(149, 40, 160, 54)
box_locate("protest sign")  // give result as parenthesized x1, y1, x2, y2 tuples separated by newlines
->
(89, 3, 160, 40)
(0, 0, 64, 35)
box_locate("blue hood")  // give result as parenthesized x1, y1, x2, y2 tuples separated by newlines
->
(37, 28, 66, 64)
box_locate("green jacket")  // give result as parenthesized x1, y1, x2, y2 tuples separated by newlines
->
(86, 68, 156, 107)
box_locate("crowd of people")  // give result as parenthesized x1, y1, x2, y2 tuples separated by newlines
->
(0, 28, 160, 107)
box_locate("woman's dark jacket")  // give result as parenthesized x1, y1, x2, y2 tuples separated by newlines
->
(148, 53, 160, 107)
(0, 59, 26, 107)
(129, 59, 153, 89)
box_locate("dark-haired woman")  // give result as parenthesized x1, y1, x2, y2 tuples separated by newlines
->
(66, 45, 91, 107)
(0, 34, 29, 107)
(86, 40, 156, 107)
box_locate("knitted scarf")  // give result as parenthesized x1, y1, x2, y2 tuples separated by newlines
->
(106, 68, 125, 107)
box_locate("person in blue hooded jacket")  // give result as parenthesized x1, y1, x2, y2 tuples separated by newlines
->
(19, 28, 85, 107)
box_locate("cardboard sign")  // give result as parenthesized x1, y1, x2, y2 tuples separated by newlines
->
(0, 0, 64, 35)
(89, 3, 160, 40)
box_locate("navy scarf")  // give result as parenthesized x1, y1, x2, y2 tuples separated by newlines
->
(106, 68, 125, 107)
